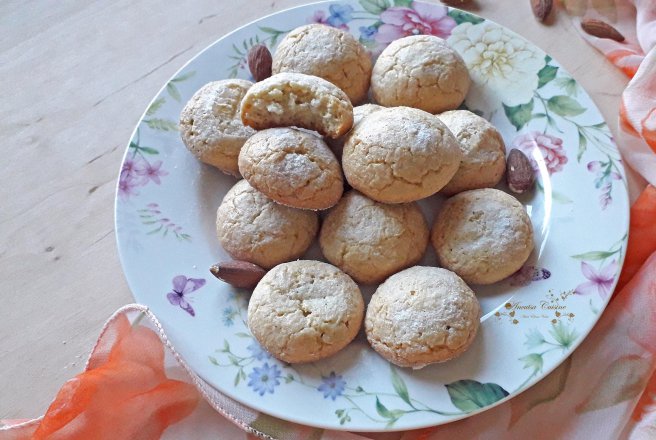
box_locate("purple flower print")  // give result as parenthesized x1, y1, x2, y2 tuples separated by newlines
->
(248, 363, 282, 396)
(376, 2, 456, 44)
(587, 160, 622, 210)
(166, 275, 206, 316)
(513, 131, 568, 175)
(135, 159, 168, 185)
(308, 5, 354, 30)
(317, 372, 346, 400)
(118, 173, 140, 199)
(574, 260, 618, 299)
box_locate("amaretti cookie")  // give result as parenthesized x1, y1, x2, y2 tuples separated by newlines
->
(272, 24, 372, 104)
(327, 103, 383, 159)
(365, 266, 480, 369)
(179, 79, 256, 175)
(371, 35, 470, 113)
(240, 72, 353, 138)
(431, 188, 534, 284)
(247, 260, 364, 363)
(216, 180, 318, 268)
(319, 191, 429, 284)
(238, 128, 343, 210)
(342, 106, 461, 203)
(438, 110, 506, 195)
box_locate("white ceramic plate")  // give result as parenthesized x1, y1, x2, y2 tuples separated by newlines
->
(115, 0, 629, 431)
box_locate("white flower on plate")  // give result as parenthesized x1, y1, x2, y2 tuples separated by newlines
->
(448, 22, 546, 107)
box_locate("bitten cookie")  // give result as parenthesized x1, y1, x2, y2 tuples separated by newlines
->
(371, 35, 470, 113)
(240, 72, 353, 138)
(438, 110, 506, 195)
(327, 104, 383, 159)
(319, 191, 429, 284)
(342, 106, 461, 203)
(179, 79, 256, 176)
(432, 188, 534, 284)
(216, 180, 318, 268)
(272, 24, 372, 104)
(238, 128, 343, 210)
(248, 260, 364, 364)
(365, 266, 480, 369)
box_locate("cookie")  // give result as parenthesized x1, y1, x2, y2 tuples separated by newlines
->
(438, 110, 506, 195)
(272, 24, 372, 104)
(247, 260, 364, 364)
(327, 104, 383, 159)
(342, 106, 461, 203)
(179, 79, 256, 176)
(216, 180, 318, 269)
(365, 266, 480, 369)
(371, 35, 470, 114)
(431, 188, 534, 284)
(238, 128, 343, 210)
(240, 72, 353, 138)
(319, 190, 429, 284)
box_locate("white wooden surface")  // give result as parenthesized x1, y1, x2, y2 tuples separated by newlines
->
(0, 0, 628, 418)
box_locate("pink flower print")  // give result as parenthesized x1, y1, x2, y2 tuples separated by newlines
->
(122, 158, 137, 175)
(118, 173, 140, 199)
(587, 160, 622, 210)
(574, 260, 618, 299)
(513, 131, 568, 175)
(135, 160, 168, 185)
(376, 2, 456, 44)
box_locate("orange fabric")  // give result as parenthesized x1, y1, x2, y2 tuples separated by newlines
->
(606, 49, 641, 78)
(617, 185, 656, 291)
(30, 314, 199, 440)
(620, 98, 641, 137)
(642, 108, 656, 152)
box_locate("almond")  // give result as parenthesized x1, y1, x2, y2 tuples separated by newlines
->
(441, 0, 470, 6)
(531, 0, 552, 22)
(210, 260, 267, 289)
(506, 149, 535, 194)
(581, 19, 625, 42)
(247, 44, 272, 82)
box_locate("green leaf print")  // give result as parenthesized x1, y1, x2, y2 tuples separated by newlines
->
(537, 64, 558, 88)
(144, 118, 179, 131)
(553, 77, 578, 96)
(166, 82, 182, 101)
(571, 250, 618, 260)
(447, 9, 485, 25)
(390, 366, 411, 405)
(547, 95, 586, 117)
(577, 129, 588, 161)
(146, 97, 166, 116)
(374, 398, 405, 426)
(359, 0, 391, 15)
(138, 146, 159, 155)
(503, 99, 534, 131)
(393, 0, 412, 6)
(445, 380, 509, 412)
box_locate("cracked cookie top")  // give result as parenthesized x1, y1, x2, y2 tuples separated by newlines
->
(365, 266, 480, 369)
(272, 24, 372, 104)
(437, 110, 507, 195)
(215, 179, 318, 269)
(238, 128, 343, 210)
(179, 79, 256, 176)
(319, 190, 429, 284)
(371, 35, 470, 114)
(431, 188, 534, 285)
(342, 106, 462, 203)
(247, 260, 364, 364)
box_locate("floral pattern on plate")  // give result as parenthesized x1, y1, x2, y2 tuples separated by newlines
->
(115, 0, 630, 431)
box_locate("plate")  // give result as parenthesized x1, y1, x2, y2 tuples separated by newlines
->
(115, 0, 629, 431)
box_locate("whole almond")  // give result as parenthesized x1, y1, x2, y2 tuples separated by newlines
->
(247, 44, 272, 82)
(581, 19, 625, 42)
(531, 0, 553, 22)
(210, 260, 267, 289)
(506, 149, 535, 194)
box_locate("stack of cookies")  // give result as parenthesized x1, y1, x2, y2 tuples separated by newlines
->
(179, 24, 534, 369)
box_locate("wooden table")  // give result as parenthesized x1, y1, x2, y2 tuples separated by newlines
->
(0, 0, 629, 419)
